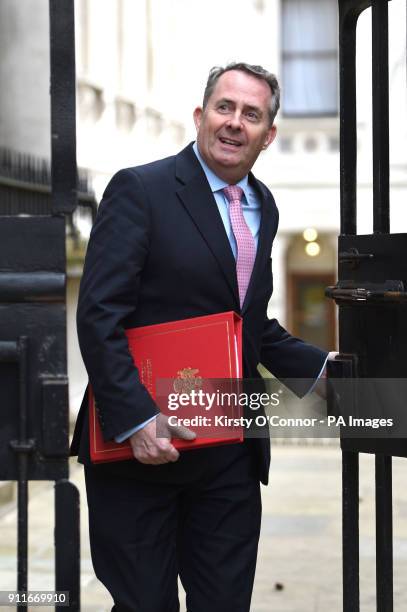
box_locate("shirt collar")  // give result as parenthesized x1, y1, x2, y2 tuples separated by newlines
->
(192, 141, 250, 203)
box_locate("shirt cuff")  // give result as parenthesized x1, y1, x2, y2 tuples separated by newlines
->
(305, 354, 329, 396)
(114, 414, 159, 443)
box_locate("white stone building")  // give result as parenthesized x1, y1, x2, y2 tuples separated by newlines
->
(1, 0, 406, 415)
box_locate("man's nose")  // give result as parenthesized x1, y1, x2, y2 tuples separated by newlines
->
(226, 112, 242, 130)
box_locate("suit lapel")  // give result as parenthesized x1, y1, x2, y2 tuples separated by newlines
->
(175, 145, 240, 308)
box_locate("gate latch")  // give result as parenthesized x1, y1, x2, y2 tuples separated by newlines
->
(325, 280, 407, 305)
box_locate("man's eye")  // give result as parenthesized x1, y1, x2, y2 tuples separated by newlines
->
(218, 104, 229, 112)
(246, 112, 259, 121)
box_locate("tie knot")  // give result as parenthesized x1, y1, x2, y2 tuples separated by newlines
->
(223, 185, 243, 203)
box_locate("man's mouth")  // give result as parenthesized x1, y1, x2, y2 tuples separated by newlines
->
(219, 137, 242, 147)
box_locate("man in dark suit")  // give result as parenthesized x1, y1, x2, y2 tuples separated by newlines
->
(71, 62, 328, 612)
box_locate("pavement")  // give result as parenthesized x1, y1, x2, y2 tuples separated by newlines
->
(1, 443, 407, 611)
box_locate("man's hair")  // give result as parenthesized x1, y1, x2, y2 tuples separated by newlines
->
(202, 62, 281, 126)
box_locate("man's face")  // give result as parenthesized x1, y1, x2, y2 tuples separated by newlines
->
(193, 70, 277, 184)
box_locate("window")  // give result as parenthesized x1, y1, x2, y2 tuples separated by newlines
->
(282, 0, 338, 116)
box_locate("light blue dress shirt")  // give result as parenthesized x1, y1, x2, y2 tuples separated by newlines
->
(192, 141, 261, 254)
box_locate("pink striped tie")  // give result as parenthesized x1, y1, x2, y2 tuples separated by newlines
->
(223, 185, 256, 308)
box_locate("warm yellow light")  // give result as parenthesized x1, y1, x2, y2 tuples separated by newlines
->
(305, 241, 321, 257)
(303, 228, 318, 242)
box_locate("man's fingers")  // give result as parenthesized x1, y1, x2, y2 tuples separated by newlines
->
(154, 439, 180, 462)
(128, 414, 190, 465)
(166, 446, 180, 462)
(131, 438, 180, 464)
(155, 415, 196, 441)
(169, 423, 197, 441)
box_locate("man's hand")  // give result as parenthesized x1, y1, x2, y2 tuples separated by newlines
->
(129, 414, 196, 465)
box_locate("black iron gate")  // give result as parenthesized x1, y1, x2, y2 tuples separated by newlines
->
(0, 1, 80, 609)
(327, 1, 407, 610)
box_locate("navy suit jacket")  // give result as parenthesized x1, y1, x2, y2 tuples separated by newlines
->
(71, 142, 327, 484)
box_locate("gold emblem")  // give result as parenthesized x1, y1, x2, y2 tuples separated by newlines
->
(173, 367, 203, 394)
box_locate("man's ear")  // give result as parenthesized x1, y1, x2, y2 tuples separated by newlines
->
(193, 107, 203, 131)
(263, 125, 277, 150)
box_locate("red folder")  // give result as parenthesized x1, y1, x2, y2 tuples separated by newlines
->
(89, 311, 243, 463)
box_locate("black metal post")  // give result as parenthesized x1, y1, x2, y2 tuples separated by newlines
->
(0, 341, 18, 362)
(371, 0, 390, 234)
(49, 2, 81, 609)
(339, 3, 357, 235)
(338, 0, 371, 235)
(336, 2, 398, 611)
(342, 451, 360, 612)
(375, 455, 393, 611)
(55, 480, 80, 611)
(0, 0, 80, 604)
(6, 337, 35, 609)
(49, 0, 77, 215)
(0, 339, 30, 600)
(16, 337, 28, 601)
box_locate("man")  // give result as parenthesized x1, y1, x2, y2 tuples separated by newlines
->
(71, 62, 329, 612)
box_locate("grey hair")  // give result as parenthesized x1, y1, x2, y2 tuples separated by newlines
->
(202, 62, 281, 126)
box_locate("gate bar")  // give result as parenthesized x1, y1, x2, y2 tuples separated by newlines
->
(49, 0, 77, 215)
(7, 337, 32, 609)
(342, 451, 360, 612)
(2, 337, 34, 604)
(16, 335, 28, 603)
(55, 481, 80, 611)
(49, 3, 81, 609)
(338, 0, 371, 235)
(371, 0, 390, 234)
(375, 455, 393, 611)
(0, 341, 18, 362)
(339, 1, 358, 235)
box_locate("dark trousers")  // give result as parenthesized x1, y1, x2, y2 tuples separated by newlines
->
(84, 444, 262, 612)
